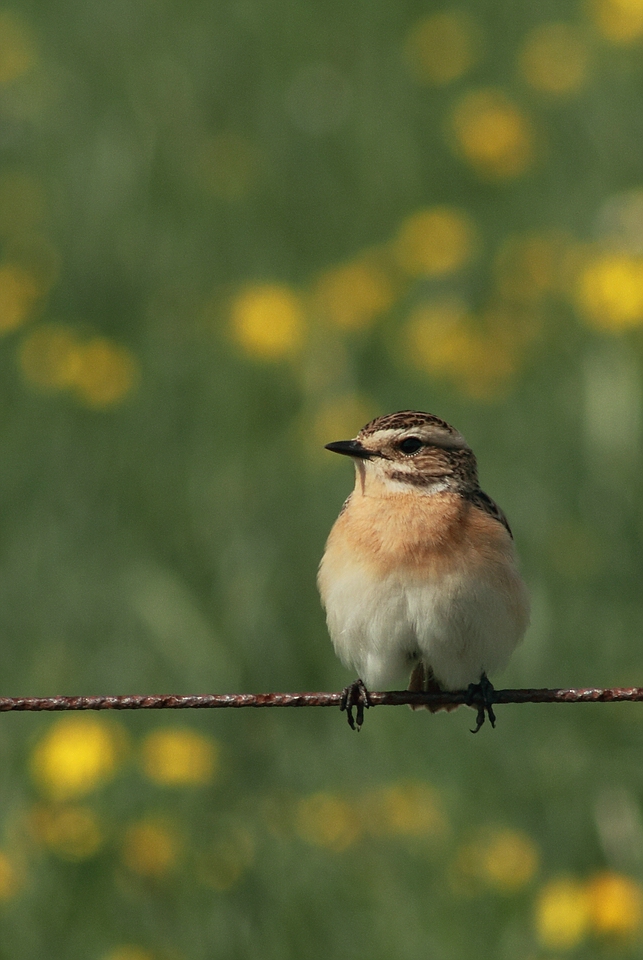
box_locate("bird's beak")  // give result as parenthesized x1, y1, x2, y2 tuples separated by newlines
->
(325, 439, 372, 460)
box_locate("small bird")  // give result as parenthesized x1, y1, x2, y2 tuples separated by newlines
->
(318, 411, 530, 731)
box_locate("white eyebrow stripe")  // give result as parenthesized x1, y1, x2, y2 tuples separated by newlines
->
(360, 427, 469, 450)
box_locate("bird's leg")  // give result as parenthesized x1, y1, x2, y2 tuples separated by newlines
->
(465, 672, 497, 733)
(340, 678, 370, 731)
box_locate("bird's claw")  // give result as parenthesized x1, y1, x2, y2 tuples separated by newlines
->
(340, 678, 370, 731)
(465, 674, 497, 733)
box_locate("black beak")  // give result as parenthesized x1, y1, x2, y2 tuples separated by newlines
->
(325, 439, 372, 460)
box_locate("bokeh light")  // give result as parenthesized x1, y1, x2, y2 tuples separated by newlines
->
(519, 23, 591, 95)
(31, 718, 123, 801)
(589, 0, 643, 42)
(141, 728, 219, 786)
(295, 792, 361, 852)
(29, 803, 103, 860)
(230, 283, 305, 359)
(392, 207, 476, 277)
(0, 11, 37, 84)
(19, 326, 139, 406)
(586, 871, 643, 937)
(575, 254, 643, 329)
(404, 11, 480, 85)
(449, 88, 535, 178)
(313, 256, 396, 330)
(535, 877, 590, 950)
(122, 818, 181, 878)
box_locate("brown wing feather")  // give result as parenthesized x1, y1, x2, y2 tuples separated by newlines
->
(466, 489, 513, 539)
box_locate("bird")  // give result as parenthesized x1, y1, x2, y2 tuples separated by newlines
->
(317, 410, 530, 731)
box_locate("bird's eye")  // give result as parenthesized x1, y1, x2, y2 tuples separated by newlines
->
(399, 436, 423, 455)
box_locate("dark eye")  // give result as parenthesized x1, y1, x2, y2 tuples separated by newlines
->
(399, 436, 423, 455)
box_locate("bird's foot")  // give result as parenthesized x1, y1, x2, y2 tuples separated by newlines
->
(465, 673, 497, 734)
(340, 678, 370, 731)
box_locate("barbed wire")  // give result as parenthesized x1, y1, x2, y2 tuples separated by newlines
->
(0, 686, 641, 712)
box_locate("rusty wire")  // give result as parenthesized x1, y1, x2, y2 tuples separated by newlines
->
(0, 686, 642, 712)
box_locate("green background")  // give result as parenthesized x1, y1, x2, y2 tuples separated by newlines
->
(2, 0, 643, 957)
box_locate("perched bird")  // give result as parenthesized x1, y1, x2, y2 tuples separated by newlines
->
(318, 411, 530, 731)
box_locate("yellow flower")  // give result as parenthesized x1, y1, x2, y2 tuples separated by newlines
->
(314, 257, 395, 330)
(230, 283, 304, 359)
(590, 0, 643, 43)
(122, 818, 180, 878)
(575, 254, 643, 329)
(0, 852, 19, 899)
(519, 23, 591, 95)
(535, 877, 590, 950)
(404, 11, 480, 85)
(393, 207, 476, 276)
(29, 804, 103, 860)
(141, 728, 219, 786)
(450, 89, 535, 179)
(71, 338, 139, 408)
(404, 299, 518, 399)
(295, 792, 361, 852)
(19, 327, 139, 406)
(31, 717, 123, 800)
(453, 828, 539, 893)
(369, 782, 448, 838)
(586, 871, 643, 937)
(0, 11, 37, 85)
(0, 263, 41, 332)
(19, 325, 82, 389)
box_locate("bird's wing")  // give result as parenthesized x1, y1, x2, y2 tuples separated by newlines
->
(466, 489, 513, 539)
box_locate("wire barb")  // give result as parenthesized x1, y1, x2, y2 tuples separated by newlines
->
(0, 686, 642, 712)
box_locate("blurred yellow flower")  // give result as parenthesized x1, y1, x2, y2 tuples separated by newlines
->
(230, 283, 304, 359)
(123, 818, 180, 878)
(30, 804, 103, 860)
(141, 728, 219, 787)
(586, 871, 643, 937)
(0, 852, 19, 899)
(477, 828, 539, 891)
(199, 827, 255, 891)
(0, 11, 37, 85)
(314, 257, 395, 330)
(404, 11, 480, 85)
(19, 325, 81, 389)
(494, 232, 565, 303)
(193, 132, 259, 201)
(450, 89, 535, 179)
(369, 782, 448, 838)
(0, 263, 41, 332)
(71, 338, 139, 408)
(393, 207, 476, 276)
(453, 828, 539, 893)
(311, 395, 375, 452)
(519, 23, 591, 95)
(575, 254, 643, 329)
(31, 717, 123, 800)
(19, 327, 139, 406)
(590, 0, 643, 42)
(296, 792, 361, 852)
(404, 299, 518, 399)
(102, 947, 154, 960)
(535, 877, 590, 951)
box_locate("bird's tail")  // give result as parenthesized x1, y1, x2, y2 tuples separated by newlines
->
(407, 661, 458, 713)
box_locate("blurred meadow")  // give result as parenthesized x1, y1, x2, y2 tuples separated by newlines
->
(2, 0, 643, 957)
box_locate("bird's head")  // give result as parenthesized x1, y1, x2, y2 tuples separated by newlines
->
(325, 410, 478, 495)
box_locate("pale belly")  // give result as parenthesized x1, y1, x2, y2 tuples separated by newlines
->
(318, 557, 529, 691)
